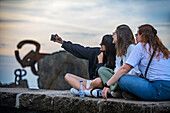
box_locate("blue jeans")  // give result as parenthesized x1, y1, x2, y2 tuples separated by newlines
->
(119, 74, 170, 100)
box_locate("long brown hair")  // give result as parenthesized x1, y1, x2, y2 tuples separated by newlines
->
(116, 24, 135, 57)
(138, 24, 169, 59)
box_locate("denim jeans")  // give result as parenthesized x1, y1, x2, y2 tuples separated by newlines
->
(119, 74, 170, 100)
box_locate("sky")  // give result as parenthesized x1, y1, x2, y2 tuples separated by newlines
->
(0, 0, 170, 88)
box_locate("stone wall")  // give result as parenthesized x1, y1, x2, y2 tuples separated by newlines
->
(0, 88, 170, 113)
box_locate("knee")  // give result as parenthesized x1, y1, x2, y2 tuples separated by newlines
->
(119, 75, 130, 89)
(98, 66, 106, 76)
(92, 77, 103, 87)
(94, 78, 102, 84)
(119, 75, 126, 85)
(64, 73, 72, 82)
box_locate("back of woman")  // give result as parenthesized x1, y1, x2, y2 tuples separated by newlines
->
(128, 24, 170, 81)
(102, 24, 170, 100)
(120, 24, 170, 100)
(132, 43, 170, 81)
(113, 25, 140, 76)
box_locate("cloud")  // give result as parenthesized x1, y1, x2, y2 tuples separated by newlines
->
(0, 43, 7, 48)
(0, 19, 29, 23)
(154, 23, 170, 28)
(0, 0, 170, 56)
(63, 32, 98, 37)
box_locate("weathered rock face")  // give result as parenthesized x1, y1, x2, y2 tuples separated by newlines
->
(0, 88, 170, 113)
(38, 51, 89, 90)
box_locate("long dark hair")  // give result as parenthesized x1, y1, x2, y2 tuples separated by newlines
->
(115, 24, 135, 57)
(101, 35, 116, 70)
(138, 24, 169, 59)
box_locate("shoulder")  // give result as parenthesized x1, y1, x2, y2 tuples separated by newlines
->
(130, 43, 144, 55)
(127, 43, 144, 55)
(128, 44, 136, 50)
(135, 43, 143, 50)
(127, 44, 136, 54)
(87, 47, 101, 56)
(88, 47, 100, 53)
(90, 47, 101, 50)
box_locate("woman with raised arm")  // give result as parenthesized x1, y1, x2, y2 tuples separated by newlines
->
(52, 34, 116, 96)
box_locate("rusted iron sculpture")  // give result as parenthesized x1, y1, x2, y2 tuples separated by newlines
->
(15, 40, 50, 75)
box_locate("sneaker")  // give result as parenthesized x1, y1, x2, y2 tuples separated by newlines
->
(122, 91, 141, 100)
(84, 89, 92, 96)
(70, 88, 79, 96)
(111, 91, 122, 98)
(91, 89, 103, 97)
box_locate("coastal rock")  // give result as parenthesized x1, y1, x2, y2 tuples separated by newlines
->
(19, 93, 53, 112)
(38, 51, 89, 90)
(54, 96, 99, 113)
(0, 88, 170, 113)
(0, 80, 28, 88)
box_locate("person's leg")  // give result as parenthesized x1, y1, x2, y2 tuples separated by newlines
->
(64, 73, 87, 90)
(118, 74, 170, 100)
(89, 77, 104, 89)
(65, 73, 103, 89)
(65, 73, 104, 97)
(86, 77, 104, 97)
(98, 66, 118, 92)
(151, 80, 170, 100)
(119, 74, 153, 100)
(87, 78, 104, 97)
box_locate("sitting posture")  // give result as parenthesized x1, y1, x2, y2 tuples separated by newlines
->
(102, 24, 170, 100)
(52, 34, 116, 97)
(87, 24, 140, 98)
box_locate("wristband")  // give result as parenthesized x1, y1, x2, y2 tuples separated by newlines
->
(104, 83, 110, 88)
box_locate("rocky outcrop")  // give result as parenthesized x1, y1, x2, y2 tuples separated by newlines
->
(0, 80, 28, 88)
(38, 51, 89, 90)
(0, 88, 170, 113)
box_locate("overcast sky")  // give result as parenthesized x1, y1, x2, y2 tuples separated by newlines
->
(0, 0, 170, 56)
(0, 0, 170, 87)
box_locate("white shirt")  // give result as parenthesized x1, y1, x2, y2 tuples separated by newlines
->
(126, 43, 170, 81)
(114, 44, 141, 75)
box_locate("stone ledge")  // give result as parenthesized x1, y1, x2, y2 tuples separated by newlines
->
(0, 88, 170, 113)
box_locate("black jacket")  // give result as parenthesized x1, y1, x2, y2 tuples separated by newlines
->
(62, 41, 105, 80)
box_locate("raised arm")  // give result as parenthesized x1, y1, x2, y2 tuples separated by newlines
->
(52, 34, 100, 60)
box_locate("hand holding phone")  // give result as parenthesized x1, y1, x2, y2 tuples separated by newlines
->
(50, 34, 63, 44)
(51, 34, 56, 41)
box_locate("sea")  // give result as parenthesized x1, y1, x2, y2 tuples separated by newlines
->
(0, 55, 39, 89)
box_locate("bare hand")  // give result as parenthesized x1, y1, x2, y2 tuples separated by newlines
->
(54, 34, 63, 44)
(98, 52, 103, 63)
(102, 87, 110, 100)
